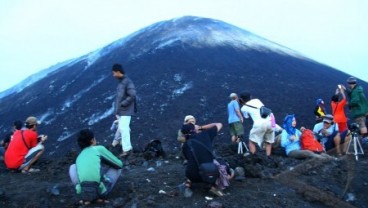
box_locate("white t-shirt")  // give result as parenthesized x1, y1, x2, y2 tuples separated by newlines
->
(241, 99, 268, 125)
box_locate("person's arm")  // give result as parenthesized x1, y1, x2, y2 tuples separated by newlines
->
(198, 123, 222, 132)
(97, 146, 123, 169)
(280, 130, 291, 148)
(120, 79, 136, 107)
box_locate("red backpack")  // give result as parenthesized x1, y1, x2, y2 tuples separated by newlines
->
(300, 129, 324, 152)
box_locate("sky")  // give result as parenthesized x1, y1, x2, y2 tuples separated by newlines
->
(0, 0, 367, 93)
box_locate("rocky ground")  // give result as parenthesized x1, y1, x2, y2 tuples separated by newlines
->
(0, 141, 367, 208)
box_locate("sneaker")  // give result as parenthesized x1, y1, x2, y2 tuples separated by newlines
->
(119, 150, 131, 157)
(112, 140, 120, 147)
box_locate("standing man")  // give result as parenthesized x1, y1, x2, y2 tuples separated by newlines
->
(112, 63, 137, 157)
(346, 77, 368, 143)
(227, 93, 244, 143)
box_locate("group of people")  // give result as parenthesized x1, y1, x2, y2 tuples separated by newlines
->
(0, 63, 135, 205)
(2, 60, 368, 204)
(225, 76, 368, 160)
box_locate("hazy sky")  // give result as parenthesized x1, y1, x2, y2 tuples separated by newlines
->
(1, 0, 367, 92)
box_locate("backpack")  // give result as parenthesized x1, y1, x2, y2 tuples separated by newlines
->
(188, 140, 219, 184)
(246, 104, 272, 118)
(300, 129, 324, 152)
(144, 139, 165, 157)
(260, 106, 272, 118)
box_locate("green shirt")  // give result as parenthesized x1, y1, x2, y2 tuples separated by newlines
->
(75, 145, 123, 194)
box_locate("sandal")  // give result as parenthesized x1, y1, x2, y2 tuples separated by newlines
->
(184, 180, 192, 188)
(209, 187, 224, 197)
(21, 168, 40, 174)
(79, 200, 91, 205)
(96, 199, 110, 204)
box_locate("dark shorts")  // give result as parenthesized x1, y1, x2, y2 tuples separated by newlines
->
(324, 130, 348, 151)
(229, 121, 244, 137)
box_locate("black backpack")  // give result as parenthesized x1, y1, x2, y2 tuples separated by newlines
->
(144, 139, 165, 157)
(187, 140, 219, 184)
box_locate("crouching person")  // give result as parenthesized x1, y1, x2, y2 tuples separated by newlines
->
(69, 129, 123, 205)
(181, 122, 227, 197)
(4, 116, 47, 173)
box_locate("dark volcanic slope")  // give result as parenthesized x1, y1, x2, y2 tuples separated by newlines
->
(0, 16, 366, 157)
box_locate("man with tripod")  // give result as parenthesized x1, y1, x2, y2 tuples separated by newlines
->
(345, 77, 368, 145)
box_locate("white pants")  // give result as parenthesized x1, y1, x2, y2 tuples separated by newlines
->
(118, 116, 132, 152)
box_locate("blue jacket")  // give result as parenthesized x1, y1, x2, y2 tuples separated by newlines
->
(281, 129, 302, 155)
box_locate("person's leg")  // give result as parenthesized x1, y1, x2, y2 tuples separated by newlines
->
(356, 116, 368, 136)
(234, 122, 244, 143)
(333, 134, 342, 155)
(264, 142, 272, 156)
(248, 125, 262, 154)
(229, 123, 237, 143)
(339, 130, 349, 153)
(118, 116, 132, 152)
(69, 164, 79, 185)
(103, 168, 122, 194)
(19, 143, 44, 171)
(289, 150, 325, 159)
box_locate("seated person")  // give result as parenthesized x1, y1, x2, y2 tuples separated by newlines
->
(181, 122, 225, 197)
(281, 114, 331, 159)
(1, 120, 23, 158)
(69, 129, 123, 205)
(313, 114, 350, 155)
(314, 98, 326, 123)
(4, 117, 47, 173)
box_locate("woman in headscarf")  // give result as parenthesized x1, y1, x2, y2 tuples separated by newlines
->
(281, 114, 331, 159)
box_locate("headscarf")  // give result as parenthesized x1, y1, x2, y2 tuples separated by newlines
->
(283, 114, 296, 135)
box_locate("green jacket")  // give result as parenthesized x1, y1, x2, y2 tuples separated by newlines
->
(75, 146, 123, 195)
(347, 85, 368, 119)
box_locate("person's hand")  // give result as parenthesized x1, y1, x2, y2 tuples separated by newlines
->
(290, 135, 296, 141)
(39, 135, 48, 142)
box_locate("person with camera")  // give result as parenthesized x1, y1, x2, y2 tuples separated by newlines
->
(312, 114, 350, 156)
(4, 116, 47, 173)
(345, 77, 368, 144)
(239, 92, 275, 156)
(331, 85, 348, 133)
(181, 122, 225, 197)
(227, 93, 244, 143)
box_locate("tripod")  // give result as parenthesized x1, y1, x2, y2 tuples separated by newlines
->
(237, 136, 249, 156)
(346, 131, 364, 161)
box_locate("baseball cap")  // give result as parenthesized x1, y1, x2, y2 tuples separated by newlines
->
(322, 114, 333, 124)
(347, 77, 357, 84)
(184, 115, 195, 123)
(25, 116, 40, 125)
(229, 93, 237, 98)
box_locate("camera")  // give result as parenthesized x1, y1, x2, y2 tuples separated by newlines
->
(349, 123, 360, 133)
(338, 84, 342, 89)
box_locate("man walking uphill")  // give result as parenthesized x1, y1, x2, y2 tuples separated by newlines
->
(112, 63, 137, 157)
